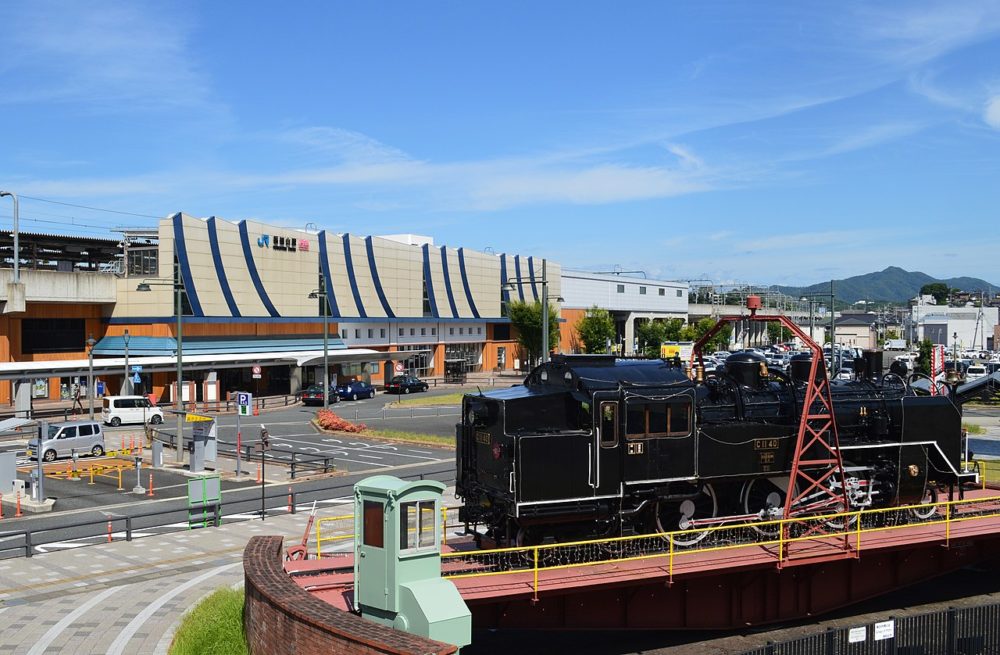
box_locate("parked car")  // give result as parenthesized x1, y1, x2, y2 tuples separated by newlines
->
(385, 375, 429, 394)
(28, 420, 105, 462)
(300, 385, 339, 406)
(102, 395, 164, 426)
(966, 364, 988, 381)
(336, 380, 376, 401)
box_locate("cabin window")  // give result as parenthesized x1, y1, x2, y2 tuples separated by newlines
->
(362, 500, 384, 548)
(599, 402, 618, 447)
(626, 398, 692, 438)
(400, 500, 436, 550)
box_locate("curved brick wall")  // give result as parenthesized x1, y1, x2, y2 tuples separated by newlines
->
(243, 536, 457, 655)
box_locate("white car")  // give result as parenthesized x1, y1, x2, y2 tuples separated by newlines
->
(967, 365, 987, 381)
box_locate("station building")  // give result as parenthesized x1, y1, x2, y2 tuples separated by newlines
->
(557, 269, 688, 355)
(0, 214, 560, 410)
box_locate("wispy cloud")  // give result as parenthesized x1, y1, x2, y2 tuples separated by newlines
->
(984, 96, 1000, 129)
(1, 1, 219, 115)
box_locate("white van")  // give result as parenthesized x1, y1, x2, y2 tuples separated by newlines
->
(28, 421, 105, 462)
(102, 395, 164, 426)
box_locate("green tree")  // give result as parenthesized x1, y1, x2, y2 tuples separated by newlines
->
(508, 300, 561, 366)
(919, 283, 949, 305)
(766, 322, 790, 344)
(575, 306, 615, 354)
(680, 317, 733, 352)
(662, 318, 685, 342)
(916, 338, 934, 376)
(635, 320, 667, 358)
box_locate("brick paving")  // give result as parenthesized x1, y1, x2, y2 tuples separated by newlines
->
(0, 509, 343, 654)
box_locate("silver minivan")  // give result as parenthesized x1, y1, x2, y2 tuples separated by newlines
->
(102, 395, 164, 426)
(28, 421, 106, 462)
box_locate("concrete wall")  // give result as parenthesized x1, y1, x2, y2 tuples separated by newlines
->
(561, 270, 686, 313)
(0, 269, 116, 304)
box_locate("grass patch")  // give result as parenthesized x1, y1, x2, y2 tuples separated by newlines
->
(169, 587, 247, 655)
(388, 388, 500, 407)
(359, 427, 454, 448)
(964, 423, 986, 436)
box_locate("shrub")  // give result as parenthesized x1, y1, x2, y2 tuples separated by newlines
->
(315, 409, 367, 433)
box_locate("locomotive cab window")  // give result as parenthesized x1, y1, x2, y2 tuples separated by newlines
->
(363, 500, 384, 548)
(626, 398, 692, 438)
(599, 402, 618, 447)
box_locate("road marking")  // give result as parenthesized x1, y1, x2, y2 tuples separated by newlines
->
(321, 438, 343, 443)
(27, 586, 119, 655)
(270, 435, 441, 461)
(356, 454, 383, 459)
(107, 562, 242, 655)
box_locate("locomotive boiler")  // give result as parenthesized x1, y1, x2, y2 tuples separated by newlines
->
(456, 349, 981, 548)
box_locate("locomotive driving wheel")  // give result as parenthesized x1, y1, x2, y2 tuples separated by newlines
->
(741, 477, 789, 537)
(655, 483, 718, 547)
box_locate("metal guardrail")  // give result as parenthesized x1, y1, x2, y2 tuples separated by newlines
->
(315, 505, 462, 557)
(741, 601, 1000, 654)
(438, 493, 1000, 601)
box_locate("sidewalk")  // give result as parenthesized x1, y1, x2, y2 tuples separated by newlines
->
(0, 489, 459, 654)
(0, 506, 344, 654)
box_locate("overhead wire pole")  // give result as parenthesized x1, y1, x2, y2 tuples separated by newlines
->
(137, 274, 185, 463)
(0, 191, 19, 283)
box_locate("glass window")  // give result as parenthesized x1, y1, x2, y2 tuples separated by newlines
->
(617, 284, 625, 293)
(355, 329, 360, 339)
(380, 328, 385, 338)
(410, 328, 415, 336)
(459, 327, 464, 335)
(659, 288, 665, 296)
(21, 319, 85, 354)
(676, 289, 683, 297)
(668, 399, 692, 436)
(399, 328, 404, 337)
(400, 500, 437, 550)
(363, 501, 384, 548)
(626, 403, 646, 436)
(421, 328, 426, 336)
(647, 403, 667, 435)
(58, 426, 77, 440)
(450, 327, 454, 335)
(367, 329, 373, 338)
(599, 402, 618, 447)
(640, 286, 647, 295)
(78, 424, 93, 436)
(478, 327, 482, 335)
(432, 327, 437, 336)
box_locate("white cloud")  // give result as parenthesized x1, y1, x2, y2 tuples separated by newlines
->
(1, 2, 218, 114)
(984, 96, 1000, 129)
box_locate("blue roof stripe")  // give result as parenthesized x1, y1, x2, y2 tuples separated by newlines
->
(457, 248, 480, 319)
(238, 221, 280, 317)
(207, 217, 241, 317)
(526, 256, 540, 301)
(513, 255, 525, 302)
(172, 213, 203, 316)
(422, 244, 439, 318)
(317, 231, 341, 317)
(500, 254, 511, 306)
(440, 247, 460, 318)
(342, 234, 368, 318)
(93, 335, 348, 356)
(365, 236, 395, 318)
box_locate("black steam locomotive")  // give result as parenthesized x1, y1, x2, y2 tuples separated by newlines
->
(456, 352, 980, 547)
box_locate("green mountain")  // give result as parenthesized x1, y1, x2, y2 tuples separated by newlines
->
(774, 267, 1000, 304)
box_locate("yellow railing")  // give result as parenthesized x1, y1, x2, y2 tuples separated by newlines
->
(439, 494, 1000, 601)
(973, 460, 1000, 489)
(314, 505, 463, 558)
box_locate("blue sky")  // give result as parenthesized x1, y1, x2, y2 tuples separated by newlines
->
(2, 1, 1000, 287)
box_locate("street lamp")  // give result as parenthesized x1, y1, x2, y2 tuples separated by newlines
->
(137, 275, 185, 462)
(0, 190, 19, 283)
(308, 289, 331, 410)
(86, 334, 96, 419)
(503, 258, 563, 365)
(122, 328, 132, 395)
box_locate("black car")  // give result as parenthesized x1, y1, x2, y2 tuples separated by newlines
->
(386, 375, 429, 394)
(300, 384, 338, 406)
(335, 380, 376, 401)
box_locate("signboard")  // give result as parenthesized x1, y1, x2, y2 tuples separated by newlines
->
(131, 365, 143, 373)
(394, 362, 404, 373)
(96, 381, 105, 396)
(252, 365, 262, 380)
(874, 620, 895, 641)
(186, 413, 214, 422)
(132, 373, 142, 384)
(237, 392, 252, 416)
(187, 474, 221, 529)
(848, 627, 866, 643)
